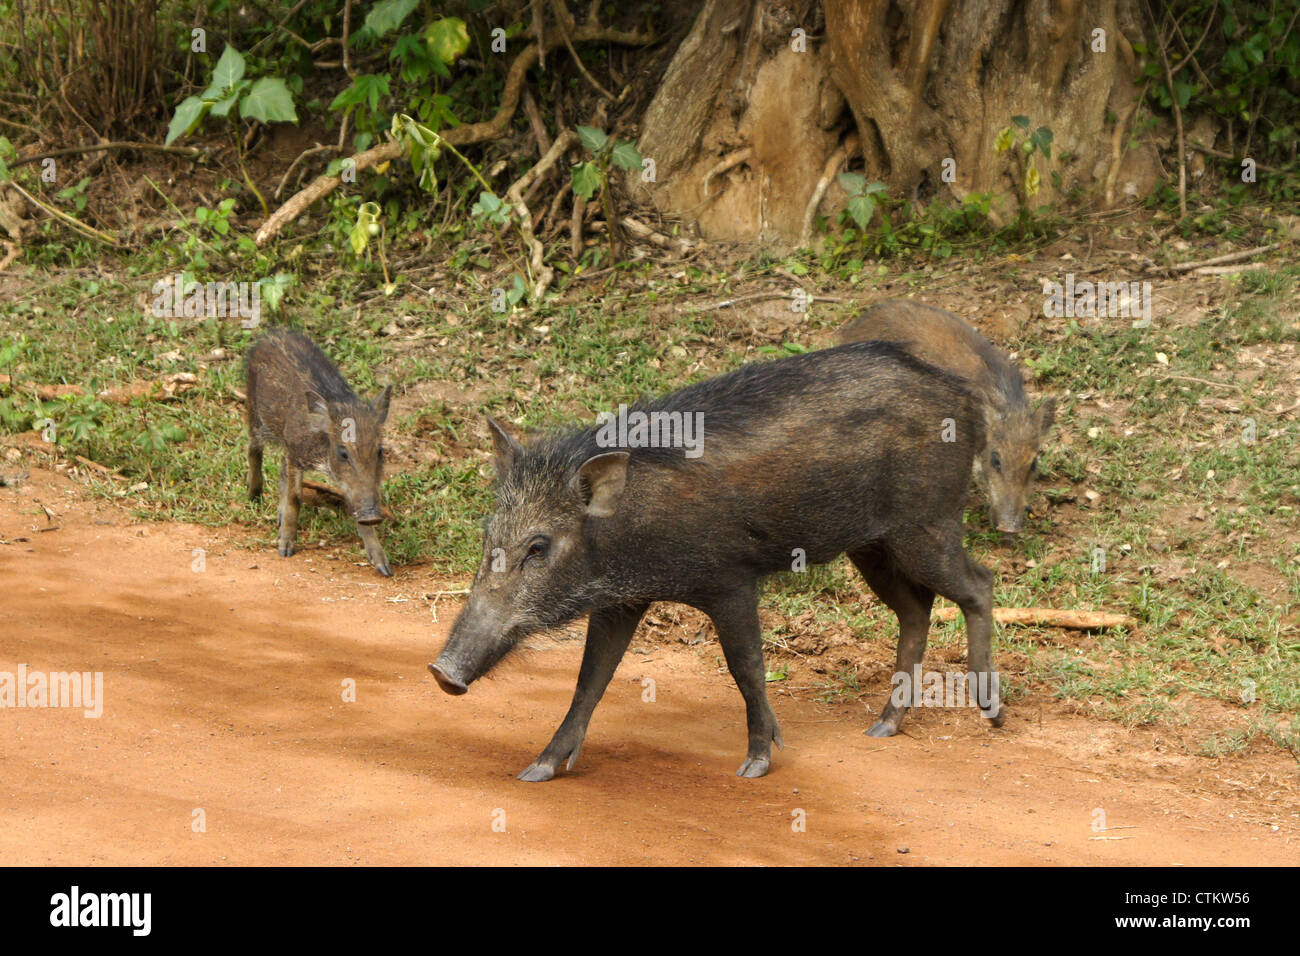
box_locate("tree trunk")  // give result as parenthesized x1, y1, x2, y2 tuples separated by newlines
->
(632, 0, 1154, 246)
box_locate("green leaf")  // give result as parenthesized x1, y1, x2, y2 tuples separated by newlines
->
(571, 161, 601, 199)
(837, 171, 867, 195)
(240, 77, 298, 124)
(1031, 126, 1053, 159)
(362, 0, 419, 38)
(425, 17, 470, 67)
(204, 45, 246, 99)
(506, 273, 526, 306)
(610, 141, 643, 172)
(471, 191, 508, 226)
(1012, 115, 1030, 129)
(208, 80, 250, 118)
(165, 96, 208, 145)
(847, 194, 876, 229)
(255, 273, 295, 315)
(577, 126, 608, 153)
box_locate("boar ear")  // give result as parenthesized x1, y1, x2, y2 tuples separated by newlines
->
(486, 417, 524, 472)
(576, 452, 630, 518)
(306, 392, 331, 435)
(372, 385, 392, 424)
(1035, 396, 1056, 436)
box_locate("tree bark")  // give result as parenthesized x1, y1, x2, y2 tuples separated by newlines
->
(634, 0, 1152, 246)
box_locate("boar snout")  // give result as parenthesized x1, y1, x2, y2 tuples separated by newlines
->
(428, 661, 469, 696)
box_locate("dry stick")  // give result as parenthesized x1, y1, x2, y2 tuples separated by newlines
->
(589, 216, 692, 254)
(1194, 262, 1267, 276)
(1185, 141, 1279, 174)
(932, 607, 1136, 629)
(1155, 12, 1188, 218)
(506, 129, 579, 303)
(521, 87, 553, 158)
(275, 144, 338, 199)
(551, 0, 614, 100)
(255, 23, 654, 247)
(702, 147, 752, 199)
(540, 178, 572, 234)
(1168, 242, 1280, 273)
(709, 290, 848, 309)
(10, 141, 204, 167)
(801, 133, 859, 244)
(5, 180, 117, 245)
(570, 193, 587, 257)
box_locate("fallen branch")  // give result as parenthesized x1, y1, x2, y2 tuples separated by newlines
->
(255, 22, 654, 246)
(1193, 262, 1268, 276)
(1168, 242, 1280, 273)
(11, 141, 205, 167)
(590, 215, 693, 254)
(932, 607, 1137, 629)
(6, 180, 118, 246)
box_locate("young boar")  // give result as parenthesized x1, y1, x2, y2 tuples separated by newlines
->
(430, 342, 1000, 782)
(245, 329, 393, 576)
(838, 300, 1054, 533)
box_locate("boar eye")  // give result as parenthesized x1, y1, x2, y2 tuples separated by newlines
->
(990, 451, 1002, 473)
(523, 536, 550, 565)
(337, 446, 350, 462)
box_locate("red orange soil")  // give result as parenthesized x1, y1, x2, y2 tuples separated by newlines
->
(1, 466, 1295, 865)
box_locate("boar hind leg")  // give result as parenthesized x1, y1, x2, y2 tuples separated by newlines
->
(518, 602, 649, 783)
(248, 439, 264, 501)
(891, 537, 1002, 729)
(276, 456, 304, 557)
(849, 548, 934, 738)
(707, 585, 783, 779)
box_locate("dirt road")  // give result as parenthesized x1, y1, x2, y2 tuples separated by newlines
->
(1, 466, 1295, 865)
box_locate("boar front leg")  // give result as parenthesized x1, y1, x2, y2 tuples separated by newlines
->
(356, 523, 392, 577)
(518, 602, 648, 783)
(707, 584, 784, 778)
(276, 455, 303, 557)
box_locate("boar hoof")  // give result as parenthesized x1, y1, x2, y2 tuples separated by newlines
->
(517, 761, 558, 783)
(735, 755, 771, 778)
(983, 706, 1005, 728)
(866, 721, 899, 738)
(374, 561, 393, 577)
(278, 541, 295, 558)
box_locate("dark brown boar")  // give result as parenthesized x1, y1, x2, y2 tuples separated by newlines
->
(430, 342, 1000, 782)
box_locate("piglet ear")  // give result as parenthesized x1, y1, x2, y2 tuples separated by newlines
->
(372, 385, 393, 424)
(1035, 396, 1056, 437)
(306, 392, 331, 435)
(486, 417, 524, 473)
(575, 452, 630, 518)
